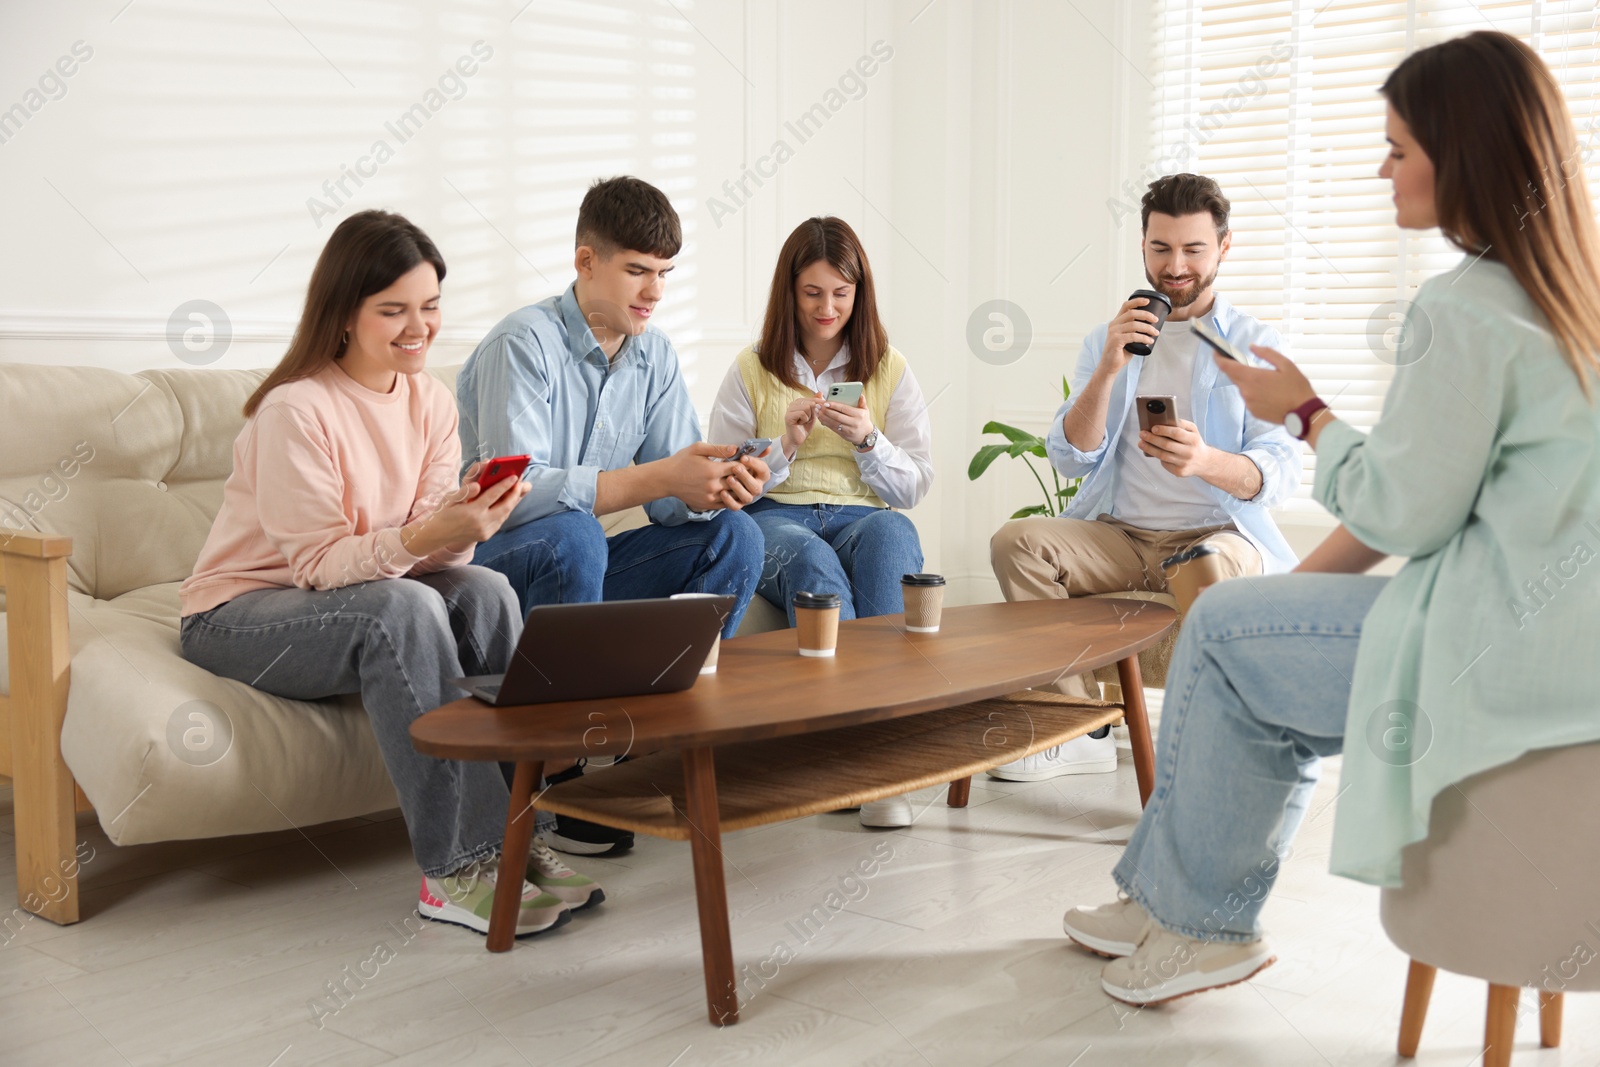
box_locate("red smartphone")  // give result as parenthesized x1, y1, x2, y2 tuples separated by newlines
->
(475, 454, 531, 489)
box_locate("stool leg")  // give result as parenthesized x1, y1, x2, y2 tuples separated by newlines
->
(946, 777, 972, 808)
(1397, 959, 1436, 1057)
(1539, 990, 1563, 1048)
(1484, 984, 1519, 1067)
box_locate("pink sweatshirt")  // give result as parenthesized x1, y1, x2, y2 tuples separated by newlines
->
(179, 364, 474, 617)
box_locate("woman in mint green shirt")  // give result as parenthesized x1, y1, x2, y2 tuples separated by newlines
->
(1061, 30, 1600, 1006)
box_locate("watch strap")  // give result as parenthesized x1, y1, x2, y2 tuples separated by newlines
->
(1288, 397, 1330, 440)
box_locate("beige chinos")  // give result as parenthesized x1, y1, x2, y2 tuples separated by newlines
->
(990, 515, 1261, 697)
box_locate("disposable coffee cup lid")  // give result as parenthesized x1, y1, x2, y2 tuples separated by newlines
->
(793, 591, 842, 609)
(901, 573, 947, 586)
(1130, 287, 1172, 310)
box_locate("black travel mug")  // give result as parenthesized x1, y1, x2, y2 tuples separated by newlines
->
(1125, 289, 1172, 356)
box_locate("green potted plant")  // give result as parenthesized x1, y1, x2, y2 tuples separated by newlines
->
(968, 376, 1082, 519)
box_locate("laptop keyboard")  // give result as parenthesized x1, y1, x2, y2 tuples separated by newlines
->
(479, 683, 501, 698)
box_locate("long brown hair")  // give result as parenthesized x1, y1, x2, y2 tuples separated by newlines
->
(756, 216, 889, 392)
(1383, 31, 1600, 392)
(245, 210, 446, 416)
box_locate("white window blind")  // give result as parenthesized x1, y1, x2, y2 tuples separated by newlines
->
(1147, 1, 1600, 510)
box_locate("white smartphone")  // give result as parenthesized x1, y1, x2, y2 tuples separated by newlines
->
(1191, 319, 1252, 364)
(824, 381, 865, 406)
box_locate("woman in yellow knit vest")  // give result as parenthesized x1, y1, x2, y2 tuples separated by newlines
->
(710, 216, 935, 826)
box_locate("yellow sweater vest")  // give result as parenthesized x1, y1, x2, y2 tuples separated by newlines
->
(736, 345, 906, 507)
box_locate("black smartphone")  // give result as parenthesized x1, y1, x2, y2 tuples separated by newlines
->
(1192, 319, 1249, 363)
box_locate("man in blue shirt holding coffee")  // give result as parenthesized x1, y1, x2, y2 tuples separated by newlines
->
(989, 173, 1302, 781)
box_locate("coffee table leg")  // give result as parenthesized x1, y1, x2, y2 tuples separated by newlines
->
(487, 759, 543, 953)
(946, 777, 972, 808)
(1116, 656, 1156, 807)
(682, 746, 738, 1026)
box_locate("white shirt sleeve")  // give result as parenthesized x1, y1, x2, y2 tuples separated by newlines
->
(707, 359, 790, 492)
(854, 364, 935, 509)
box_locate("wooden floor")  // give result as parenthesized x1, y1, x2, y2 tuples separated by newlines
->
(1, 725, 1594, 1066)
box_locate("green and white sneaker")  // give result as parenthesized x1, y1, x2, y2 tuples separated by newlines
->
(419, 856, 570, 937)
(526, 841, 605, 910)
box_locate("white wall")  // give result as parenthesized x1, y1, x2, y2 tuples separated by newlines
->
(0, 0, 1338, 598)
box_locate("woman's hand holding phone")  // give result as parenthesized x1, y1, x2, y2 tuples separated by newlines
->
(821, 393, 874, 446)
(402, 462, 529, 557)
(1215, 344, 1318, 426)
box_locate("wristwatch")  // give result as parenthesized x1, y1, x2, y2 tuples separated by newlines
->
(1285, 397, 1330, 441)
(854, 429, 879, 453)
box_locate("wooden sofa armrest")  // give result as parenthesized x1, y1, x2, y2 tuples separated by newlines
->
(0, 527, 83, 925)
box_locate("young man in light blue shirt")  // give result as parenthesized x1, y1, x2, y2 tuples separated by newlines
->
(457, 177, 767, 855)
(989, 174, 1302, 781)
(458, 176, 766, 631)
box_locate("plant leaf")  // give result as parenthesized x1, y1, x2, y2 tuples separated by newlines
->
(981, 421, 1045, 449)
(1062, 374, 1072, 401)
(1010, 504, 1051, 519)
(967, 443, 1011, 481)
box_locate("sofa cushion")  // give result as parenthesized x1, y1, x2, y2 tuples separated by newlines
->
(51, 583, 397, 845)
(0, 365, 263, 604)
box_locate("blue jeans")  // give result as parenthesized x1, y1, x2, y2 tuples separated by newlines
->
(746, 500, 924, 626)
(180, 567, 521, 878)
(472, 508, 763, 639)
(1113, 573, 1388, 942)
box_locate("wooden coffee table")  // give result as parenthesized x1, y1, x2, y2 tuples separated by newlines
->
(410, 598, 1174, 1025)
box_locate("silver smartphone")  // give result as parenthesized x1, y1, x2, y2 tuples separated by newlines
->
(720, 437, 774, 462)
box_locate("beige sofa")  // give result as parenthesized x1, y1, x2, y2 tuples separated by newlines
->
(0, 362, 784, 924)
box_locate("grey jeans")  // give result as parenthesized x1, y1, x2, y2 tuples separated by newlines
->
(180, 567, 519, 878)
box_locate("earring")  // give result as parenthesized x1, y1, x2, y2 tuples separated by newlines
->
(342, 331, 349, 345)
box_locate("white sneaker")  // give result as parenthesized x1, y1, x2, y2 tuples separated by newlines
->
(859, 796, 913, 828)
(1100, 922, 1276, 1005)
(988, 729, 1117, 781)
(1062, 895, 1149, 958)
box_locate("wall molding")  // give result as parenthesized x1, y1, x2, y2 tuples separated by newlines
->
(0, 311, 498, 346)
(0, 312, 759, 350)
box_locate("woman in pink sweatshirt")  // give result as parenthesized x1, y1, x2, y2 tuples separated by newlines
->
(179, 210, 598, 937)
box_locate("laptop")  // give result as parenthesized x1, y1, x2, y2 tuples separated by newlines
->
(452, 596, 735, 706)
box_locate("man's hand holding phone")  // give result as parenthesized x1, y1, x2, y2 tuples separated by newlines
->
(663, 442, 771, 511)
(1140, 419, 1217, 477)
(718, 443, 771, 510)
